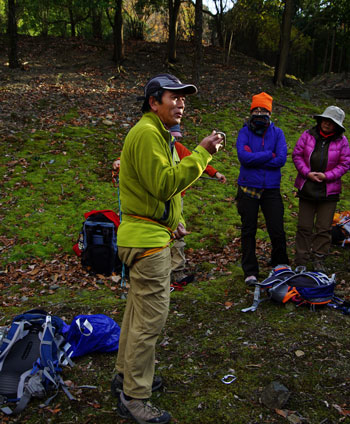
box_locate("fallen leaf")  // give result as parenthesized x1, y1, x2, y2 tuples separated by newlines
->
(87, 402, 101, 409)
(333, 404, 350, 416)
(275, 409, 288, 418)
(111, 275, 121, 283)
(48, 407, 61, 414)
(224, 301, 233, 309)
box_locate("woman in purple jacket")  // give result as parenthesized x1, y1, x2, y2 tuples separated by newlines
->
(292, 106, 350, 272)
(236, 92, 289, 284)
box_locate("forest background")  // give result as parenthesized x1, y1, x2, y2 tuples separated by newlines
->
(1, 0, 350, 423)
(2, 0, 350, 86)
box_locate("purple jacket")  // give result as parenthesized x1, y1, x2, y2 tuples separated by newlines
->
(292, 130, 350, 196)
(237, 122, 287, 189)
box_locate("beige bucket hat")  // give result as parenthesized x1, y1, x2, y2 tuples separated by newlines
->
(314, 106, 346, 131)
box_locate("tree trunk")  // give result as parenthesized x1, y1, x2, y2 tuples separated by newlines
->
(92, 8, 103, 39)
(328, 28, 336, 73)
(214, 14, 224, 47)
(322, 34, 329, 74)
(309, 38, 315, 77)
(225, 30, 234, 65)
(273, 0, 294, 86)
(337, 25, 346, 73)
(222, 30, 226, 64)
(192, 0, 203, 87)
(68, 6, 76, 37)
(167, 0, 181, 63)
(113, 0, 124, 66)
(346, 24, 349, 76)
(40, 7, 49, 37)
(338, 44, 343, 73)
(8, 0, 19, 68)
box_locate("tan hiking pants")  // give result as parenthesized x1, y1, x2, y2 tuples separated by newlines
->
(170, 237, 186, 281)
(115, 246, 171, 399)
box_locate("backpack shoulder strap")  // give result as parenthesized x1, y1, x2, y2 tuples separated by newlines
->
(40, 315, 69, 371)
(0, 321, 28, 370)
(40, 316, 56, 369)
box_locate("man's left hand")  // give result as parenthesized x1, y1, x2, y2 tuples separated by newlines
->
(174, 222, 191, 239)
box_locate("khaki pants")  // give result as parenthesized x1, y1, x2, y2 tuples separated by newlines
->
(170, 237, 186, 281)
(295, 198, 337, 264)
(116, 246, 171, 399)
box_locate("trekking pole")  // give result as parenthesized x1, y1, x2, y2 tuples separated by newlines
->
(112, 168, 127, 289)
(200, 176, 219, 180)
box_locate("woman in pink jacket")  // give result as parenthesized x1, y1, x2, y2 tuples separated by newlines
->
(292, 106, 350, 272)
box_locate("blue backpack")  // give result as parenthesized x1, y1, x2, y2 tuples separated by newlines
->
(0, 309, 74, 415)
(242, 265, 340, 313)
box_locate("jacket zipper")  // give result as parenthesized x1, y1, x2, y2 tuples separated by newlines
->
(320, 140, 326, 169)
(261, 128, 268, 187)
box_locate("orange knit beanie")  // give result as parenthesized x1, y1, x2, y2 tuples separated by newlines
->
(250, 92, 273, 113)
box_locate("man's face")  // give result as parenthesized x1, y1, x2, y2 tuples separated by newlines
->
(150, 90, 186, 128)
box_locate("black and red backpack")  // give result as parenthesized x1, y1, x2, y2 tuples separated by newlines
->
(73, 210, 122, 276)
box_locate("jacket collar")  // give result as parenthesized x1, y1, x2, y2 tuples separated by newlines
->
(309, 125, 342, 143)
(143, 111, 171, 141)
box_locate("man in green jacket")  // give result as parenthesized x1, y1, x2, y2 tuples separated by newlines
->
(113, 73, 223, 424)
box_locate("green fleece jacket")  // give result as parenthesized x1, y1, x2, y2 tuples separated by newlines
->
(117, 111, 212, 248)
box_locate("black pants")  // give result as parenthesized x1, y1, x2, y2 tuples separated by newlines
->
(236, 187, 289, 278)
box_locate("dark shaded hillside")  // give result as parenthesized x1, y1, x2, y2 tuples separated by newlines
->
(0, 36, 298, 132)
(1, 36, 348, 136)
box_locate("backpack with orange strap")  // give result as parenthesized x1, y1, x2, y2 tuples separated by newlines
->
(332, 211, 350, 246)
(242, 265, 341, 312)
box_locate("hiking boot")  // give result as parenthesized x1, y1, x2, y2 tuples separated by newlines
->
(170, 271, 185, 283)
(244, 275, 258, 285)
(171, 274, 195, 291)
(111, 373, 163, 397)
(118, 392, 171, 424)
(177, 274, 195, 285)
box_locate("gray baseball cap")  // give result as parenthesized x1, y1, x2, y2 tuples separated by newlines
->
(143, 73, 198, 97)
(314, 106, 346, 131)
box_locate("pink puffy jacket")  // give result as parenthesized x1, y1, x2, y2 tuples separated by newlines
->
(292, 130, 350, 196)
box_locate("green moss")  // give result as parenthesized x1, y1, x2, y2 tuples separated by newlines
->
(61, 108, 79, 121)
